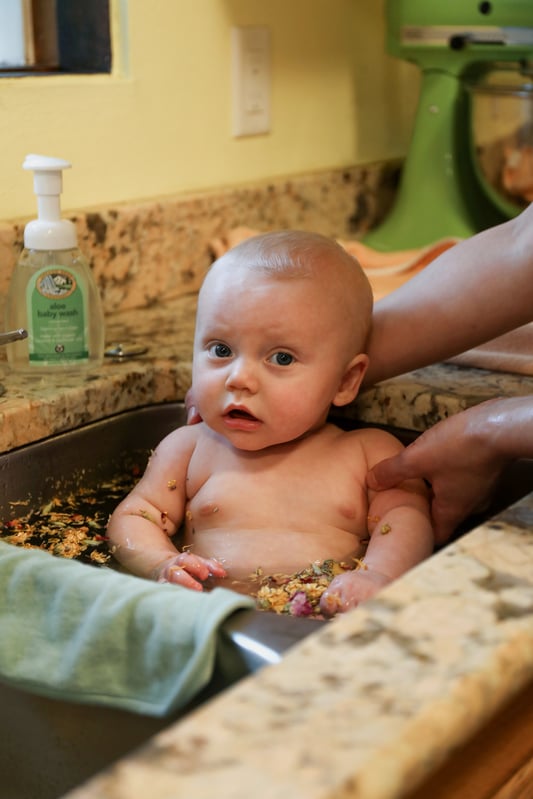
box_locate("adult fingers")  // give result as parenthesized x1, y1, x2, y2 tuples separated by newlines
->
(431, 496, 472, 546)
(185, 389, 202, 425)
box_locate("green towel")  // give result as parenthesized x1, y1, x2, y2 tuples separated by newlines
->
(0, 541, 254, 716)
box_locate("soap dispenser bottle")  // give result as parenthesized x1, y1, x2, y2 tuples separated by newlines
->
(5, 154, 105, 373)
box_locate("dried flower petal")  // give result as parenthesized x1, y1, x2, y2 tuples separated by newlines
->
(288, 591, 314, 617)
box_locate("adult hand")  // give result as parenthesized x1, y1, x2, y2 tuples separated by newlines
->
(366, 402, 511, 545)
(185, 388, 202, 425)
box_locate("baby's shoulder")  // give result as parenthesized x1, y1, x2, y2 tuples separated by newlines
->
(334, 424, 404, 464)
(152, 420, 204, 456)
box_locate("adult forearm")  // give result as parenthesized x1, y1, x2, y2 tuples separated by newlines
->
(478, 396, 533, 462)
(364, 205, 533, 385)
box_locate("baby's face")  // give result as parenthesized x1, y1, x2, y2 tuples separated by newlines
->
(192, 262, 364, 451)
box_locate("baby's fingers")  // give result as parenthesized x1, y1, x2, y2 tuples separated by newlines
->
(158, 551, 227, 589)
(320, 570, 390, 617)
(200, 556, 228, 579)
(319, 589, 343, 617)
(159, 564, 204, 590)
(319, 574, 352, 617)
(184, 551, 227, 580)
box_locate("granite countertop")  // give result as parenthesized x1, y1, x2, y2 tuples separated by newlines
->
(0, 296, 198, 453)
(66, 505, 533, 799)
(2, 295, 533, 799)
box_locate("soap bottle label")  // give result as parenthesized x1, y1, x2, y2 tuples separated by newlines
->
(26, 266, 88, 363)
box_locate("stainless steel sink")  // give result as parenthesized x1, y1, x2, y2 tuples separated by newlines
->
(0, 402, 323, 799)
(0, 609, 321, 799)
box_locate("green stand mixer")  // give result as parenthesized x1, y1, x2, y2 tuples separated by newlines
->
(365, 0, 533, 250)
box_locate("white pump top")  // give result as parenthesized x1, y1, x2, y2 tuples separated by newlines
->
(23, 154, 77, 250)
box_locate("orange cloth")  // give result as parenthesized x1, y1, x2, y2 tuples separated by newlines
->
(209, 226, 459, 301)
(337, 237, 459, 301)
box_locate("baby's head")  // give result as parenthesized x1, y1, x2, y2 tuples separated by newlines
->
(208, 230, 372, 350)
(193, 230, 373, 449)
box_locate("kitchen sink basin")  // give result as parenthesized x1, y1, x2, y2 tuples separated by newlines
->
(0, 402, 323, 799)
(0, 401, 531, 799)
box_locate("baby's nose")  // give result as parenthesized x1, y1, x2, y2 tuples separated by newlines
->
(225, 358, 259, 393)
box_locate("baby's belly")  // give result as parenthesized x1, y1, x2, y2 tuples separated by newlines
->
(184, 526, 365, 591)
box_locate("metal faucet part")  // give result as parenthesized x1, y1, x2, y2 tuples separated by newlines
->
(0, 329, 28, 346)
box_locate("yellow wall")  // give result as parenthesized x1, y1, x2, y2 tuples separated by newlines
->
(0, 0, 418, 221)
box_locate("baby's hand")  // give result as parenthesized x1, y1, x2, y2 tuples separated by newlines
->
(155, 551, 227, 591)
(319, 568, 391, 617)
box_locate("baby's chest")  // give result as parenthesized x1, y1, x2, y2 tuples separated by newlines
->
(187, 452, 368, 529)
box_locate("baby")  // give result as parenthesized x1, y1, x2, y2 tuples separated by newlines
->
(107, 231, 433, 615)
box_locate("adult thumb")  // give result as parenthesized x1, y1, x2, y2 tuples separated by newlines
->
(367, 453, 409, 491)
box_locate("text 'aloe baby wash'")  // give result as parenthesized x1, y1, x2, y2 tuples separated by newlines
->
(5, 155, 105, 374)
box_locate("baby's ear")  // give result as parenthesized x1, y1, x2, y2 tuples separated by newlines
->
(332, 354, 369, 407)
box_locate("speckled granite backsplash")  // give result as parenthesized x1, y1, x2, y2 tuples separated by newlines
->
(0, 163, 396, 317)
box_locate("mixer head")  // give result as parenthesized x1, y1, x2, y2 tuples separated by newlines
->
(387, 0, 533, 76)
(363, 1, 533, 249)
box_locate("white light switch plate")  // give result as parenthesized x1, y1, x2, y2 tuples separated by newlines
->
(231, 26, 271, 137)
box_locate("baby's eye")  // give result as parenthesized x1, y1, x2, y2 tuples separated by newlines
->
(208, 342, 232, 358)
(270, 351, 294, 366)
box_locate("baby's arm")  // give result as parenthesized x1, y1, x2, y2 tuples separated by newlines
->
(107, 425, 226, 590)
(321, 429, 433, 615)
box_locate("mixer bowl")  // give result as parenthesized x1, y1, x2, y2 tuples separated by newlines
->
(468, 70, 533, 217)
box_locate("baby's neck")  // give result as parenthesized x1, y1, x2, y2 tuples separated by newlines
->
(205, 420, 332, 458)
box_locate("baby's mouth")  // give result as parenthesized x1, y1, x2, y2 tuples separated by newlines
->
(227, 408, 258, 422)
(222, 406, 262, 430)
